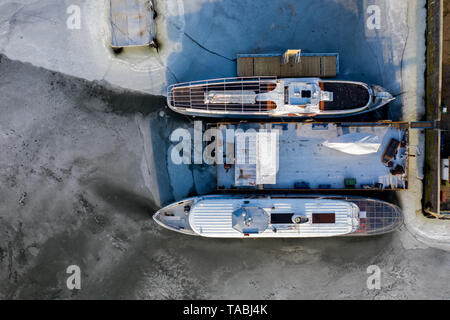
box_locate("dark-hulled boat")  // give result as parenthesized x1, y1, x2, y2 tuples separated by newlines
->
(167, 77, 394, 118)
(153, 195, 403, 238)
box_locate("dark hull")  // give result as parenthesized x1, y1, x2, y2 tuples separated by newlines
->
(166, 78, 385, 118)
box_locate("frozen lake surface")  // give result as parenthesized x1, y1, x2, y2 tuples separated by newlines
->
(0, 0, 449, 299)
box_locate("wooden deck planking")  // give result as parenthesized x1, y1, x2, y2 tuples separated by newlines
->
(321, 56, 337, 77)
(253, 57, 281, 76)
(237, 57, 254, 77)
(237, 55, 337, 77)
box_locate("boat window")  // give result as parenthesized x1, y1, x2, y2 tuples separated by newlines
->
(270, 213, 294, 224)
(301, 90, 311, 98)
(284, 87, 289, 104)
(312, 213, 336, 224)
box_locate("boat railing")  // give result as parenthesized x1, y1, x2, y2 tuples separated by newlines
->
(167, 76, 278, 112)
(167, 76, 278, 90)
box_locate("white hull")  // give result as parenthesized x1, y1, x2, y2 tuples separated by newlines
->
(154, 195, 360, 238)
(154, 195, 403, 238)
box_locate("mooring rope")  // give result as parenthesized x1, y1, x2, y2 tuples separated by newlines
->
(424, 207, 450, 220)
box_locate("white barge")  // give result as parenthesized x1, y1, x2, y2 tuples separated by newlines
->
(167, 77, 394, 118)
(215, 122, 409, 191)
(153, 195, 403, 238)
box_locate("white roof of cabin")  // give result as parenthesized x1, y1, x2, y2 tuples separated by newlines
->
(234, 131, 279, 186)
(188, 198, 359, 238)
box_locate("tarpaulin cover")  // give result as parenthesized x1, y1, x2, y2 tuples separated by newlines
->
(322, 133, 381, 155)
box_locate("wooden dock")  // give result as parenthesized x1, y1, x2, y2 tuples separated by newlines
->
(110, 0, 155, 48)
(237, 50, 339, 78)
(423, 0, 443, 216)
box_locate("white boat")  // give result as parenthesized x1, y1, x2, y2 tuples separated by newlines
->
(153, 195, 403, 238)
(167, 77, 394, 118)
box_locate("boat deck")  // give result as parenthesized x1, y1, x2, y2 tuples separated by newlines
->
(348, 198, 403, 236)
(187, 197, 357, 238)
(216, 122, 409, 191)
(168, 77, 277, 112)
(321, 82, 370, 111)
